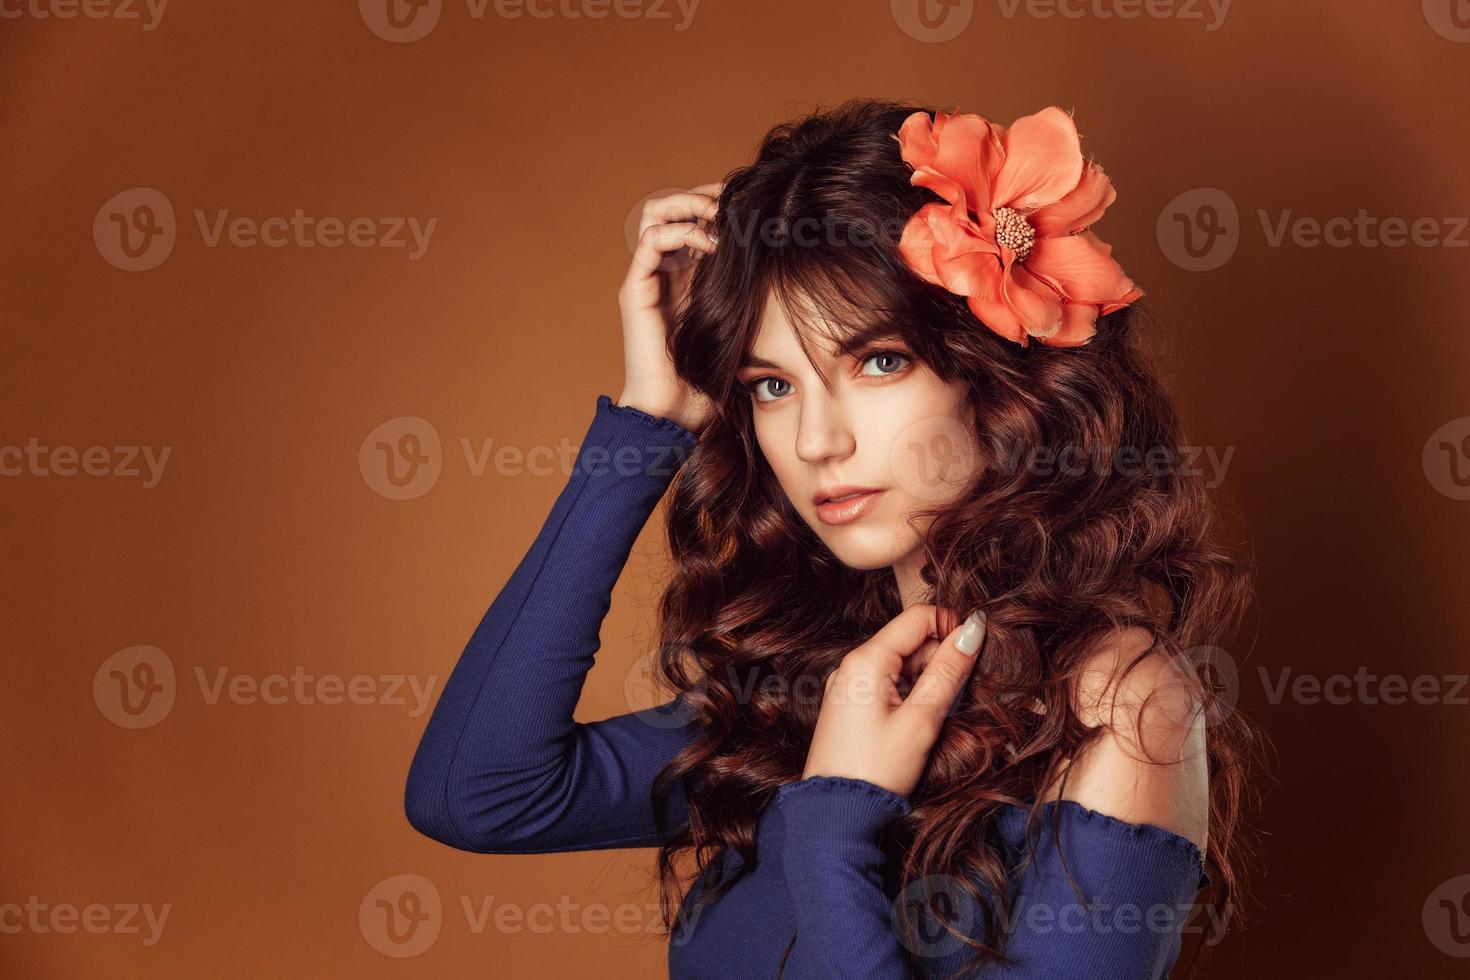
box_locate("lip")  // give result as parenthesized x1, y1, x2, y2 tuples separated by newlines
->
(814, 489, 886, 526)
(812, 484, 884, 507)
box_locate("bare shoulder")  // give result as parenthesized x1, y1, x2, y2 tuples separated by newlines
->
(1040, 626, 1210, 851)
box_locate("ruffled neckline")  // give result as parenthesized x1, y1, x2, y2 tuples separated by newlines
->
(994, 798, 1212, 892)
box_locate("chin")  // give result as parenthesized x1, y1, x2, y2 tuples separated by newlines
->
(811, 522, 917, 571)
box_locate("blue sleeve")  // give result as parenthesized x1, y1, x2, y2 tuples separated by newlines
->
(403, 394, 703, 854)
(774, 777, 1211, 979)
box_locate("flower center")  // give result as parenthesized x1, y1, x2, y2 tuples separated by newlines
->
(992, 206, 1036, 262)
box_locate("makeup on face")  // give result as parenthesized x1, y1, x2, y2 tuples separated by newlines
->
(740, 293, 970, 580)
(813, 486, 887, 526)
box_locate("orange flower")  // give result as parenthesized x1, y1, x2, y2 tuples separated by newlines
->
(893, 106, 1143, 347)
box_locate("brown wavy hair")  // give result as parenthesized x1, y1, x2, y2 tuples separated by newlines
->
(641, 97, 1267, 978)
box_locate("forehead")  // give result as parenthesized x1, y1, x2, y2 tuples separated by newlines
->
(749, 289, 847, 363)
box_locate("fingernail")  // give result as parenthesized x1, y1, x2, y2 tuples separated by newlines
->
(955, 610, 987, 656)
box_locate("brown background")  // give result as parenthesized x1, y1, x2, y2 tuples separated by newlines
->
(4, 0, 1469, 976)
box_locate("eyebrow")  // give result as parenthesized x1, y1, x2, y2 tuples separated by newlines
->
(740, 352, 783, 370)
(739, 330, 906, 372)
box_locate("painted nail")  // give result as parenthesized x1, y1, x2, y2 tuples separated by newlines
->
(955, 610, 987, 656)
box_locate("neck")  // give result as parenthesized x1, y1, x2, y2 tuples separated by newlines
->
(891, 552, 932, 609)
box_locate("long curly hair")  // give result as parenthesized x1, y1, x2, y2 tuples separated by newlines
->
(640, 97, 1267, 977)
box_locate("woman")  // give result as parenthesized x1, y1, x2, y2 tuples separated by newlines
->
(405, 98, 1263, 978)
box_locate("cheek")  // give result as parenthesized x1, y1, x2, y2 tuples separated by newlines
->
(875, 381, 978, 506)
(754, 416, 803, 501)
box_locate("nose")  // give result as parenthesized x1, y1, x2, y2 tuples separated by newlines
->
(794, 389, 856, 465)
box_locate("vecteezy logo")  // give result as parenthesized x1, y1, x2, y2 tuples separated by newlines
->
(1423, 0, 1470, 42)
(889, 414, 981, 504)
(93, 645, 177, 729)
(891, 874, 979, 958)
(623, 646, 702, 731)
(1424, 874, 1470, 957)
(359, 416, 443, 500)
(1156, 187, 1240, 272)
(1182, 644, 1239, 727)
(625, 186, 710, 275)
(360, 0, 442, 42)
(891, 0, 975, 42)
(94, 187, 176, 272)
(1423, 417, 1470, 501)
(360, 874, 442, 957)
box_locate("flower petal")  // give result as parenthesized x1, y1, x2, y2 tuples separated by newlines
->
(1003, 262, 1065, 339)
(933, 186, 998, 249)
(1026, 231, 1141, 306)
(967, 292, 1028, 345)
(898, 208, 945, 284)
(932, 113, 1004, 217)
(896, 109, 1003, 219)
(1041, 302, 1100, 347)
(1100, 288, 1143, 316)
(899, 204, 1000, 296)
(991, 106, 1084, 213)
(1031, 160, 1117, 237)
(933, 241, 1002, 297)
(1077, 231, 1145, 312)
(909, 165, 964, 207)
(895, 110, 941, 169)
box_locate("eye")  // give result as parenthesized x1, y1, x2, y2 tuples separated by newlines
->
(859, 349, 912, 378)
(742, 348, 913, 404)
(746, 376, 792, 403)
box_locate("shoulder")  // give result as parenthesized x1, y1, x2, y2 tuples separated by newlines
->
(1040, 626, 1210, 851)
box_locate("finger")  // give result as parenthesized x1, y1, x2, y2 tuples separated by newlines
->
(686, 181, 726, 206)
(687, 225, 717, 252)
(639, 191, 721, 239)
(626, 221, 715, 279)
(856, 604, 959, 672)
(899, 610, 987, 728)
(646, 193, 719, 229)
(899, 637, 944, 681)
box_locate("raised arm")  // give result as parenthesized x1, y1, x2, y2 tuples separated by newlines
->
(403, 394, 702, 854)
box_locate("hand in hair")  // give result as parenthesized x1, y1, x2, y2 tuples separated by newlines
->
(616, 181, 722, 432)
(800, 604, 987, 798)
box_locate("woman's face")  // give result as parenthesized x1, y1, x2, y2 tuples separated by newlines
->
(737, 290, 980, 594)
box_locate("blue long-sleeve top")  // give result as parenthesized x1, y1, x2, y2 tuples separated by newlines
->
(404, 394, 1213, 979)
